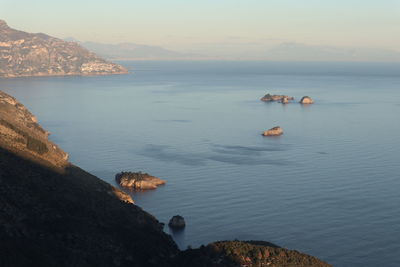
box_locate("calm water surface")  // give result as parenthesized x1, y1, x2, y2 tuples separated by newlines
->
(1, 61, 400, 267)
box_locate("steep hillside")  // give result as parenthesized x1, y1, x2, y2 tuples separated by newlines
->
(0, 20, 127, 77)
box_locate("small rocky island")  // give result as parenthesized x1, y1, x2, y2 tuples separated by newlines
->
(115, 171, 166, 190)
(169, 215, 186, 229)
(262, 126, 284, 136)
(260, 93, 294, 102)
(0, 19, 127, 78)
(300, 96, 314, 104)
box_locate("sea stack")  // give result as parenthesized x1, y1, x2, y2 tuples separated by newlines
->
(299, 96, 314, 104)
(262, 126, 283, 136)
(168, 215, 186, 229)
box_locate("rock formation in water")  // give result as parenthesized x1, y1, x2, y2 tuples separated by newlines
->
(0, 90, 331, 267)
(115, 171, 166, 190)
(168, 215, 186, 229)
(261, 94, 294, 102)
(262, 126, 284, 136)
(0, 20, 127, 78)
(299, 96, 314, 104)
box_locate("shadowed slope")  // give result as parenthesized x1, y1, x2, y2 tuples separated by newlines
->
(0, 148, 178, 267)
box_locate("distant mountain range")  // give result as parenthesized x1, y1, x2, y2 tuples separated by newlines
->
(67, 37, 400, 62)
(260, 42, 400, 62)
(0, 20, 127, 78)
(65, 38, 203, 60)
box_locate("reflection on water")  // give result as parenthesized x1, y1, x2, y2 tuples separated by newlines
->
(167, 227, 186, 249)
(139, 143, 291, 166)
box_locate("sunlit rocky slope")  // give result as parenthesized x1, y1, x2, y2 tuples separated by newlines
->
(0, 20, 127, 77)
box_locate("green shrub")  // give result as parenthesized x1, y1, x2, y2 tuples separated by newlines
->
(0, 119, 48, 154)
(26, 136, 48, 154)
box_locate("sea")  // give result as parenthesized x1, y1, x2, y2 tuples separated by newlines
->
(1, 61, 400, 267)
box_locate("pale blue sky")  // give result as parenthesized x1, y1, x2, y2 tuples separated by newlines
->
(2, 0, 400, 59)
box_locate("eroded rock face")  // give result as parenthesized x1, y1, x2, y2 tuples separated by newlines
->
(261, 94, 294, 102)
(300, 96, 314, 104)
(262, 126, 283, 136)
(168, 215, 186, 229)
(0, 19, 128, 78)
(115, 171, 166, 190)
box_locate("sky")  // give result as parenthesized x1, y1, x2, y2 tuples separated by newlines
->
(2, 0, 400, 60)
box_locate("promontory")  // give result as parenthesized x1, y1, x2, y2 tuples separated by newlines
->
(0, 19, 127, 78)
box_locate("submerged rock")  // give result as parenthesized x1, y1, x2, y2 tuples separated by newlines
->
(299, 96, 314, 104)
(261, 93, 294, 102)
(168, 215, 186, 229)
(115, 171, 166, 190)
(262, 126, 283, 136)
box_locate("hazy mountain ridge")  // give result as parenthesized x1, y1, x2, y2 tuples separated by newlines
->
(262, 42, 400, 62)
(66, 37, 400, 61)
(65, 38, 202, 60)
(0, 20, 127, 78)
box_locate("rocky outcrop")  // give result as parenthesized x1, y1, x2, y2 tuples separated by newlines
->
(0, 20, 128, 78)
(115, 171, 166, 190)
(261, 94, 294, 102)
(175, 241, 332, 267)
(168, 215, 186, 229)
(262, 126, 283, 136)
(300, 96, 314, 104)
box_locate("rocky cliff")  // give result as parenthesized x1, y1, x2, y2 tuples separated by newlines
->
(0, 20, 127, 77)
(0, 90, 332, 266)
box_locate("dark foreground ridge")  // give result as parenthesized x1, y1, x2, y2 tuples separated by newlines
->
(0, 20, 127, 78)
(0, 90, 332, 266)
